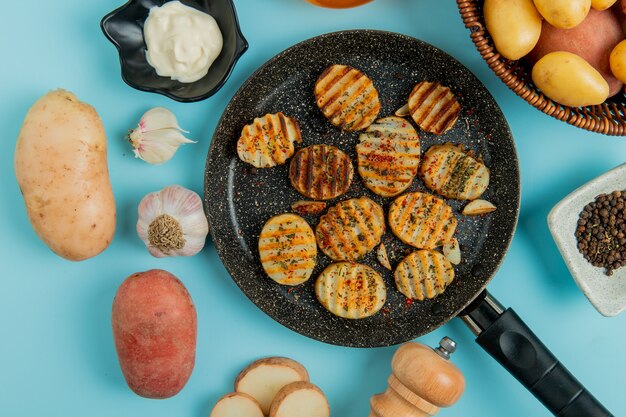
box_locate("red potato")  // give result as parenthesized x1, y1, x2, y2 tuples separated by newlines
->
(528, 8, 624, 97)
(112, 269, 197, 399)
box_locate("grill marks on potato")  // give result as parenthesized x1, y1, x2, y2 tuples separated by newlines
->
(315, 64, 381, 131)
(237, 112, 302, 168)
(395, 250, 454, 301)
(408, 81, 460, 135)
(316, 262, 386, 319)
(259, 214, 316, 286)
(316, 197, 385, 261)
(357, 116, 421, 197)
(289, 145, 353, 200)
(420, 143, 490, 200)
(388, 192, 457, 249)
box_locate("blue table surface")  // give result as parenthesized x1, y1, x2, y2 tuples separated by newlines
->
(2, 0, 625, 416)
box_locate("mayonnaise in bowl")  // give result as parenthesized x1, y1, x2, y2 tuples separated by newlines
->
(143, 1, 223, 83)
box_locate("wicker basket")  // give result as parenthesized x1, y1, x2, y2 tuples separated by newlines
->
(457, 0, 626, 136)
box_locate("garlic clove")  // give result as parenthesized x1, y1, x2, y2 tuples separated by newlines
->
(139, 107, 189, 133)
(131, 128, 196, 165)
(136, 185, 209, 258)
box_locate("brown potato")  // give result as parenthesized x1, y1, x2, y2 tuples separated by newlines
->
(270, 381, 330, 417)
(289, 144, 353, 200)
(112, 269, 197, 399)
(528, 8, 624, 97)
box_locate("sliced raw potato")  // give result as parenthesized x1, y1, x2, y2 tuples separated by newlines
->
(237, 112, 302, 168)
(395, 103, 410, 117)
(316, 197, 385, 261)
(210, 392, 264, 417)
(270, 381, 330, 417)
(442, 238, 461, 265)
(259, 214, 317, 286)
(377, 243, 392, 270)
(408, 81, 461, 135)
(235, 357, 310, 416)
(291, 200, 327, 216)
(395, 250, 455, 301)
(315, 64, 381, 131)
(462, 199, 497, 215)
(357, 116, 421, 197)
(289, 144, 353, 200)
(315, 262, 386, 319)
(420, 143, 490, 200)
(388, 192, 457, 249)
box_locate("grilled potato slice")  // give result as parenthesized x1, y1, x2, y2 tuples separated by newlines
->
(289, 144, 353, 200)
(357, 116, 421, 197)
(291, 200, 327, 216)
(389, 192, 457, 249)
(315, 262, 386, 319)
(237, 112, 302, 168)
(420, 143, 490, 200)
(395, 250, 454, 301)
(408, 81, 461, 135)
(316, 197, 385, 261)
(315, 64, 381, 131)
(259, 214, 317, 286)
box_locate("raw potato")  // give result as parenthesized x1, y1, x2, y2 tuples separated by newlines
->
(591, 0, 617, 10)
(112, 269, 197, 399)
(235, 357, 310, 415)
(210, 393, 264, 417)
(14, 90, 116, 261)
(533, 0, 591, 29)
(528, 8, 624, 97)
(532, 52, 609, 107)
(611, 40, 626, 83)
(484, 0, 543, 60)
(270, 381, 330, 417)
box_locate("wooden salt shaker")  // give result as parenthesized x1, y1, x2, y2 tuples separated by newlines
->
(370, 337, 465, 417)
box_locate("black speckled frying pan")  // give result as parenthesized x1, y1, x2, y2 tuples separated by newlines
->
(204, 31, 611, 416)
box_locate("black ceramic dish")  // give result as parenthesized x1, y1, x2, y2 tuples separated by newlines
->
(101, 0, 248, 102)
(205, 31, 613, 416)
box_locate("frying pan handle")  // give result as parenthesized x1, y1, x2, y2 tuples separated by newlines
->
(460, 291, 613, 417)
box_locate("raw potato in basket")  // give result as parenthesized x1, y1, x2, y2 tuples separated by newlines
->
(408, 81, 461, 135)
(237, 112, 301, 168)
(315, 262, 387, 319)
(316, 197, 385, 261)
(420, 143, 490, 201)
(357, 116, 421, 197)
(269, 381, 330, 417)
(395, 250, 455, 301)
(315, 64, 381, 131)
(289, 144, 353, 200)
(235, 357, 310, 415)
(389, 192, 457, 250)
(259, 214, 317, 286)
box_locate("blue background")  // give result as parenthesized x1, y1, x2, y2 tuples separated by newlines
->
(1, 0, 625, 416)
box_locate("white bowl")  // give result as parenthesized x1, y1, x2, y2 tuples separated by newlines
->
(548, 163, 626, 317)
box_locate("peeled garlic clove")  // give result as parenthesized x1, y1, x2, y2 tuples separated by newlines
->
(395, 103, 410, 117)
(128, 107, 196, 165)
(137, 185, 209, 258)
(443, 238, 461, 265)
(462, 199, 497, 216)
(377, 243, 392, 270)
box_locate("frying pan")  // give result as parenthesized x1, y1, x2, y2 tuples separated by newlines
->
(204, 30, 612, 416)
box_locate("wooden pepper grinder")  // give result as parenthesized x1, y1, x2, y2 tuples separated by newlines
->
(370, 337, 465, 417)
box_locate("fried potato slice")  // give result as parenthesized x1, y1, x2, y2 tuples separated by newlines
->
(408, 81, 461, 135)
(315, 64, 381, 131)
(394, 250, 454, 301)
(291, 200, 327, 216)
(259, 213, 316, 286)
(237, 112, 302, 168)
(420, 143, 490, 200)
(289, 144, 353, 200)
(388, 192, 457, 249)
(357, 116, 421, 197)
(315, 262, 386, 319)
(316, 197, 385, 261)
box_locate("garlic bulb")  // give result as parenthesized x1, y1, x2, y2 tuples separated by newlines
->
(128, 107, 196, 164)
(137, 185, 209, 257)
